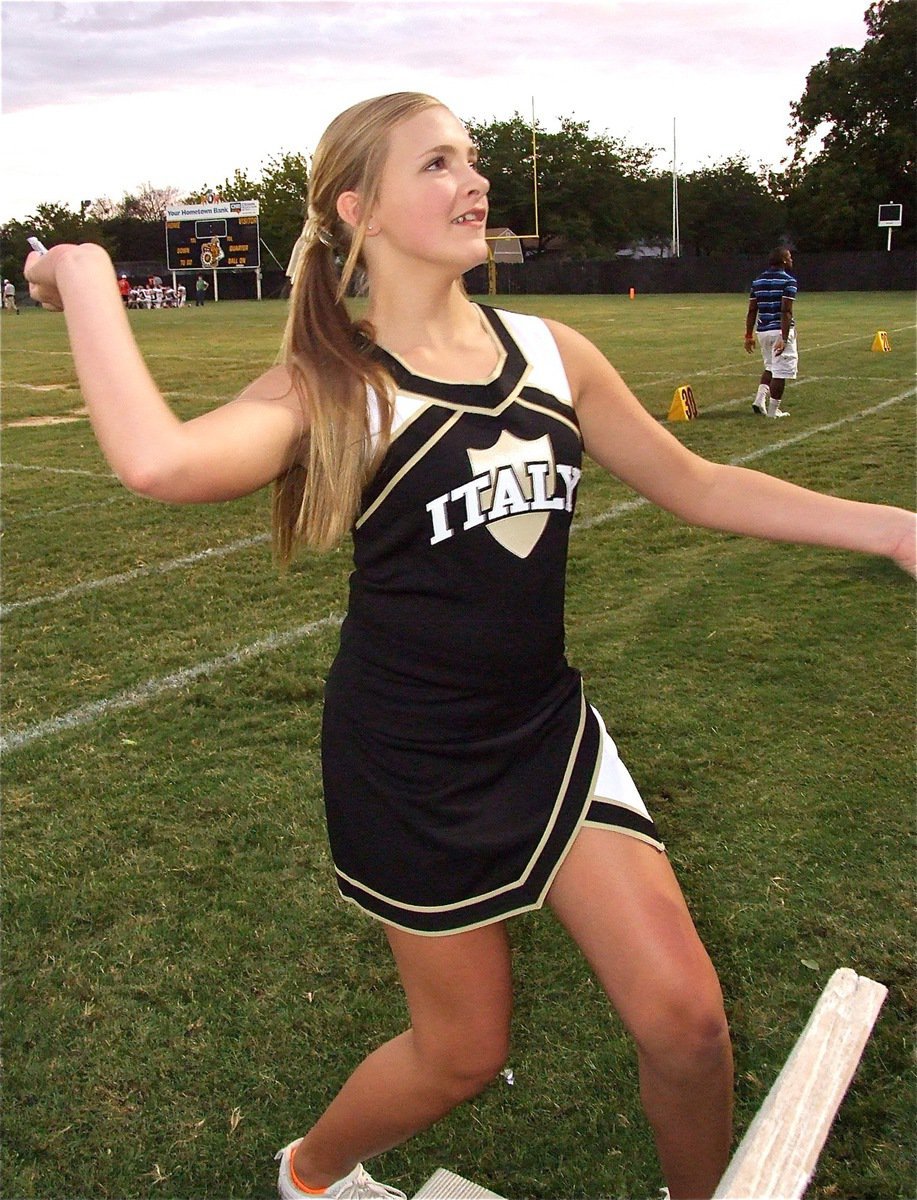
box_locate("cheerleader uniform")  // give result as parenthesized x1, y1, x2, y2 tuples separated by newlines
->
(321, 305, 663, 935)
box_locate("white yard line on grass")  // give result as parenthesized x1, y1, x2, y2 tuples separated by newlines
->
(697, 373, 826, 417)
(2, 345, 263, 364)
(629, 322, 916, 386)
(3, 382, 81, 392)
(3, 389, 913, 752)
(8, 495, 128, 523)
(1, 534, 271, 616)
(0, 348, 76, 356)
(0, 615, 343, 754)
(4, 461, 115, 478)
(685, 370, 917, 419)
(723, 387, 914, 465)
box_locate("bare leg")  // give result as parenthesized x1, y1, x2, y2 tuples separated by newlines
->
(292, 921, 513, 1188)
(547, 828, 733, 1200)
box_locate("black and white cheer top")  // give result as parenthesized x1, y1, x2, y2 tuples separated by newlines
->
(320, 305, 663, 935)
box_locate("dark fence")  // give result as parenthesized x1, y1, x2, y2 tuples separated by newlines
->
(116, 252, 915, 301)
(113, 263, 290, 300)
(464, 251, 916, 295)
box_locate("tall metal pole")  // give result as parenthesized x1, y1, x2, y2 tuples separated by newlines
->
(672, 118, 680, 258)
(531, 97, 540, 240)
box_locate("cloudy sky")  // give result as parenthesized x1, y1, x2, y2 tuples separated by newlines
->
(1, 0, 872, 223)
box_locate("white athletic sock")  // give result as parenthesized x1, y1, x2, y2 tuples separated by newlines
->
(754, 384, 770, 408)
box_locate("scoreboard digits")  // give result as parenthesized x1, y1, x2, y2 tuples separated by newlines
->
(165, 200, 260, 270)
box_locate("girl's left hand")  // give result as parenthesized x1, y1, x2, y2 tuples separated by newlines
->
(889, 511, 917, 577)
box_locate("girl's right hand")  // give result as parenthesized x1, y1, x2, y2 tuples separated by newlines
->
(24, 243, 78, 311)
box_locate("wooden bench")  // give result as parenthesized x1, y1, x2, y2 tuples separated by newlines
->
(412, 968, 888, 1200)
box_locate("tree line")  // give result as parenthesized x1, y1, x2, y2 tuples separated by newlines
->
(2, 1, 912, 286)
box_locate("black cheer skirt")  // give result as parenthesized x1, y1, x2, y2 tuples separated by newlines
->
(320, 661, 664, 936)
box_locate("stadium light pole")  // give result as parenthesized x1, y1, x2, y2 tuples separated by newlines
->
(672, 118, 680, 258)
(531, 97, 540, 241)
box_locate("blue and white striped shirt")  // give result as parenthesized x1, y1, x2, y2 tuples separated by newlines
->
(749, 268, 797, 332)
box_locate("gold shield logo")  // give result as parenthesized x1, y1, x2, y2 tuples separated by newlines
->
(467, 430, 555, 558)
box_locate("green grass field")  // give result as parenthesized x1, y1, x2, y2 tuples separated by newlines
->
(2, 292, 915, 1200)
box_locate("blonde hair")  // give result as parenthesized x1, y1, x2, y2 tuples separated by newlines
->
(273, 91, 444, 561)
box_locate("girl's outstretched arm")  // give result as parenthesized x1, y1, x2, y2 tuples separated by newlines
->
(550, 321, 916, 576)
(25, 243, 306, 503)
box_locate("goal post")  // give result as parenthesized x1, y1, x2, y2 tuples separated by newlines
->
(482, 98, 541, 295)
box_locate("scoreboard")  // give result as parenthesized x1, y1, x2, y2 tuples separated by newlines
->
(164, 200, 260, 271)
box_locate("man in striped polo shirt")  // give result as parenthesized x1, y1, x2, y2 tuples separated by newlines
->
(744, 247, 798, 418)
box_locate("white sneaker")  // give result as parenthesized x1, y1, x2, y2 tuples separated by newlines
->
(275, 1140, 407, 1200)
(751, 399, 767, 415)
(769, 408, 790, 418)
(766, 399, 790, 418)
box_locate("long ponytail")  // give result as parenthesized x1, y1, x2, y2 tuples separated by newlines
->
(272, 92, 442, 561)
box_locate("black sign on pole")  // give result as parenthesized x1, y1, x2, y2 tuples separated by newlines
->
(877, 203, 903, 251)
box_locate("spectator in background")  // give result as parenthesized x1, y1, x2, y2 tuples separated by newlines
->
(745, 247, 798, 419)
(195, 275, 209, 307)
(118, 275, 131, 305)
(3, 278, 19, 314)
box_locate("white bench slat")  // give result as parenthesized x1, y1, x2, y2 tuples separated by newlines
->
(412, 1167, 505, 1199)
(713, 967, 887, 1199)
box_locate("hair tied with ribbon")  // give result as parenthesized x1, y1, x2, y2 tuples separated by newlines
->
(303, 210, 334, 248)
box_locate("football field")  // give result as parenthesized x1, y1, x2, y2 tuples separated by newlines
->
(2, 292, 915, 1198)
